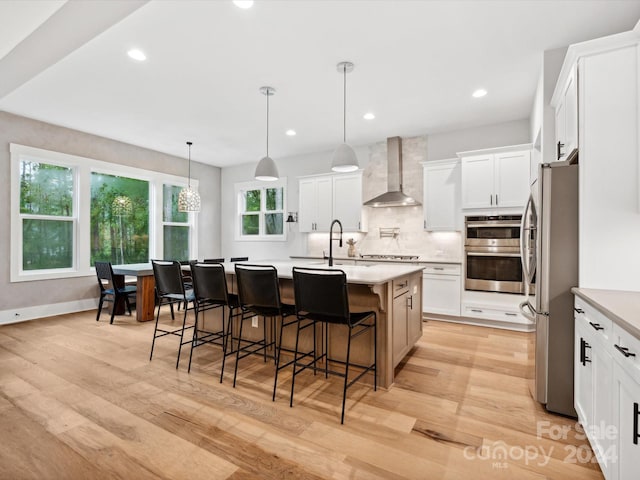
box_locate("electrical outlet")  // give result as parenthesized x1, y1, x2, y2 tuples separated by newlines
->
(251, 316, 259, 328)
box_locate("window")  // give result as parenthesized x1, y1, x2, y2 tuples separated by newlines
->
(90, 172, 150, 265)
(19, 160, 75, 271)
(235, 179, 286, 241)
(10, 144, 198, 282)
(162, 184, 190, 261)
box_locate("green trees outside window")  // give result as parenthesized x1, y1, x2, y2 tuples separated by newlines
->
(20, 161, 74, 270)
(239, 185, 284, 238)
(163, 185, 190, 261)
(90, 172, 149, 265)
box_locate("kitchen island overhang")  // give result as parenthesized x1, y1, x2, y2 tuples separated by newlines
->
(210, 260, 424, 389)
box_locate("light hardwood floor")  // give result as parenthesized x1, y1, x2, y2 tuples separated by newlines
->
(0, 310, 603, 479)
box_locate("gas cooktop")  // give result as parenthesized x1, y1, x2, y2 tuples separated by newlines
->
(360, 254, 420, 261)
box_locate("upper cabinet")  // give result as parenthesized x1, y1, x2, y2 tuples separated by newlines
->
(332, 172, 365, 232)
(299, 176, 333, 232)
(459, 145, 531, 211)
(553, 64, 578, 162)
(298, 171, 365, 233)
(422, 159, 461, 231)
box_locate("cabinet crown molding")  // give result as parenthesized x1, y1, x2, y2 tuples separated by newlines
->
(456, 143, 532, 158)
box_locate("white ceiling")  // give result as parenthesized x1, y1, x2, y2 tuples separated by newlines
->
(1, 0, 639, 167)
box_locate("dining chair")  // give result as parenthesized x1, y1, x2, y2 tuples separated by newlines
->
(95, 261, 137, 324)
(188, 261, 241, 381)
(150, 259, 196, 369)
(290, 266, 377, 424)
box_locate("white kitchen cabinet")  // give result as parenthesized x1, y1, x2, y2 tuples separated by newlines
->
(613, 362, 640, 480)
(459, 145, 531, 211)
(574, 301, 615, 478)
(299, 172, 364, 233)
(332, 172, 366, 232)
(573, 294, 640, 480)
(553, 64, 578, 162)
(298, 176, 333, 232)
(422, 263, 461, 316)
(421, 159, 461, 231)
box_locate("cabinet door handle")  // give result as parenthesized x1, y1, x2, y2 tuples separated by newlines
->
(557, 141, 565, 160)
(634, 402, 639, 446)
(580, 338, 591, 366)
(574, 307, 584, 314)
(433, 267, 444, 271)
(504, 312, 517, 317)
(614, 344, 636, 358)
(407, 296, 413, 310)
(471, 309, 483, 313)
(589, 322, 604, 331)
(358, 221, 361, 230)
(495, 194, 499, 206)
(490, 195, 493, 206)
(424, 220, 426, 229)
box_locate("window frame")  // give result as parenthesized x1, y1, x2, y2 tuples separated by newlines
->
(10, 143, 198, 282)
(161, 183, 193, 261)
(234, 178, 287, 241)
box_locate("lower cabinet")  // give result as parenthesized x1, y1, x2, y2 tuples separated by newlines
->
(392, 274, 423, 367)
(574, 296, 640, 480)
(422, 263, 461, 316)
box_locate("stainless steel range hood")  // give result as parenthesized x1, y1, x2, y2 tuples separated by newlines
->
(363, 136, 420, 207)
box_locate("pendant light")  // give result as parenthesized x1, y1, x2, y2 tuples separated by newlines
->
(254, 86, 279, 181)
(331, 61, 359, 172)
(178, 141, 201, 212)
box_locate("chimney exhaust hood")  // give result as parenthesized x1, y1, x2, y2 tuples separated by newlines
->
(363, 136, 421, 207)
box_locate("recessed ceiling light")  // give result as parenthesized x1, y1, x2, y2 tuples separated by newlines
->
(363, 112, 375, 120)
(233, 0, 254, 8)
(285, 129, 296, 136)
(127, 49, 146, 61)
(472, 88, 487, 98)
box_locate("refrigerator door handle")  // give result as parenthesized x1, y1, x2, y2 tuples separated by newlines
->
(519, 299, 536, 322)
(520, 194, 537, 285)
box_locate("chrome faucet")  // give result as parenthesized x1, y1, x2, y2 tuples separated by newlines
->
(329, 219, 343, 267)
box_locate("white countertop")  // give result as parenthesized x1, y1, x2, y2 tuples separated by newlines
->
(227, 260, 424, 285)
(290, 255, 461, 265)
(572, 288, 640, 340)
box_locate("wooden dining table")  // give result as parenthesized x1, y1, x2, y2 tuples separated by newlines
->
(111, 263, 156, 322)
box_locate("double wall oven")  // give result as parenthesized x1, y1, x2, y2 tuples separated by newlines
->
(464, 215, 527, 294)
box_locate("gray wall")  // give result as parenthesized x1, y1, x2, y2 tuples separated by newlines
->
(426, 118, 531, 161)
(0, 111, 221, 311)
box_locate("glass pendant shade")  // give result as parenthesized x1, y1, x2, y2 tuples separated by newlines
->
(255, 155, 279, 181)
(178, 186, 201, 212)
(332, 61, 359, 172)
(331, 143, 359, 172)
(178, 141, 201, 212)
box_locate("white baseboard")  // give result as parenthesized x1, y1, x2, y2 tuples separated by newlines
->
(423, 313, 535, 333)
(0, 298, 98, 325)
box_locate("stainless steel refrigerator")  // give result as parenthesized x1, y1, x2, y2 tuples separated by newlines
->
(519, 159, 578, 417)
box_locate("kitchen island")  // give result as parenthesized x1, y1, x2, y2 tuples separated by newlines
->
(216, 260, 424, 389)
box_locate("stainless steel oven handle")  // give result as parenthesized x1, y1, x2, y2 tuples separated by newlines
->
(466, 222, 521, 228)
(466, 251, 521, 257)
(519, 300, 536, 322)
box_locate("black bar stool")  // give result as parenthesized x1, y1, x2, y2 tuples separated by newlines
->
(150, 259, 196, 369)
(187, 262, 241, 380)
(229, 264, 296, 399)
(290, 266, 377, 424)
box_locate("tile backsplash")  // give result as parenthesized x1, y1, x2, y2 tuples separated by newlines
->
(306, 134, 462, 261)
